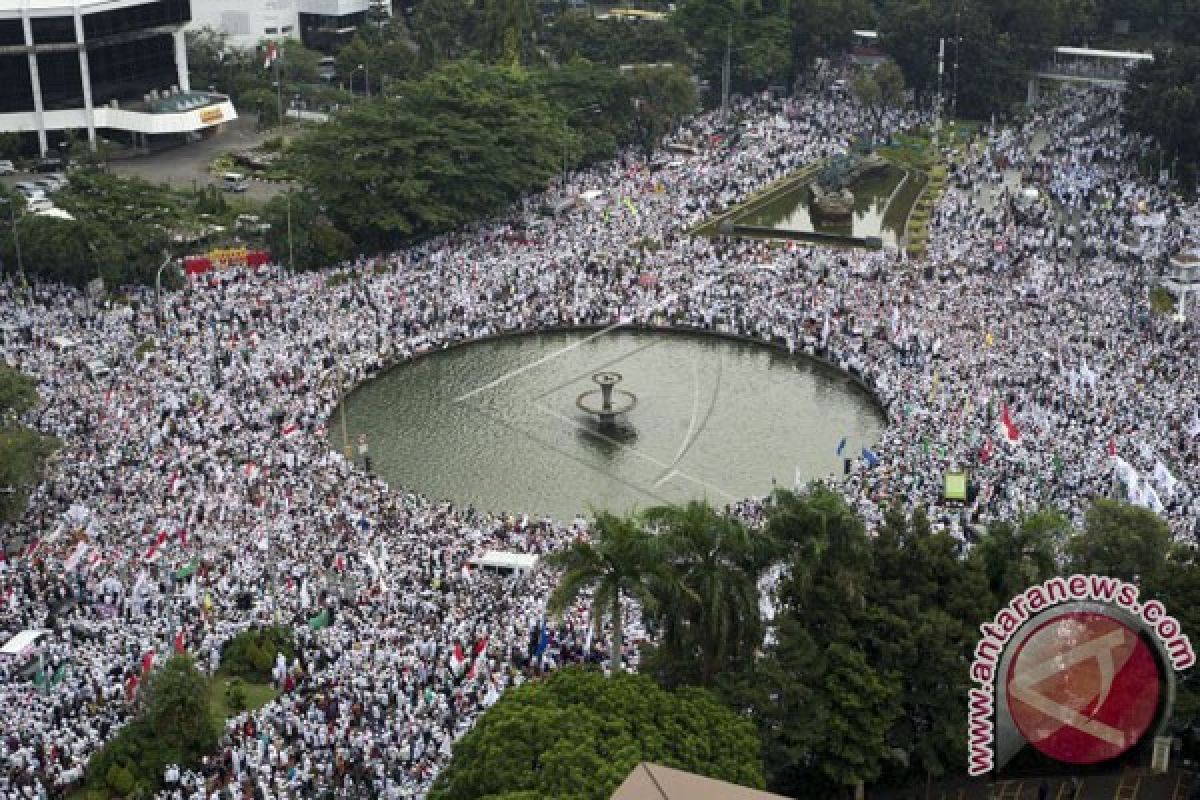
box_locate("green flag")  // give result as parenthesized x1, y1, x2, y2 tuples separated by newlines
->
(50, 664, 67, 687)
(176, 558, 199, 580)
(307, 609, 330, 631)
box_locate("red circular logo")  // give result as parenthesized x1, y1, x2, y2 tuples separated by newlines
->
(1006, 611, 1162, 765)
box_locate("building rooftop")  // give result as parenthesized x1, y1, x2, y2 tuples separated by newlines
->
(610, 764, 793, 800)
(0, 0, 162, 17)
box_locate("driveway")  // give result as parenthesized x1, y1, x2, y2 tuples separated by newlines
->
(108, 114, 296, 204)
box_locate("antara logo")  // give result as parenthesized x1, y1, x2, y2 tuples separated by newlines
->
(966, 575, 1192, 776)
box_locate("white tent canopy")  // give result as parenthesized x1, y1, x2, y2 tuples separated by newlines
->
(0, 629, 50, 657)
(1053, 46, 1153, 62)
(468, 551, 540, 576)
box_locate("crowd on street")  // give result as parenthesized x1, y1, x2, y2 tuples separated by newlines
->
(0, 79, 1196, 799)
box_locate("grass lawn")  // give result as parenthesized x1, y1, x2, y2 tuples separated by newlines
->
(208, 675, 278, 733)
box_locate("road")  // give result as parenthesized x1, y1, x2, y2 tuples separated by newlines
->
(2, 114, 291, 205)
(108, 114, 290, 203)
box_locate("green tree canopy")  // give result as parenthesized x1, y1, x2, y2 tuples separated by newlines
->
(671, 0, 794, 97)
(543, 14, 690, 68)
(852, 61, 907, 142)
(290, 61, 569, 247)
(411, 0, 480, 69)
(877, 0, 1091, 118)
(1124, 46, 1200, 191)
(1067, 498, 1171, 582)
(972, 509, 1067, 601)
(86, 656, 218, 795)
(0, 425, 57, 525)
(428, 668, 765, 800)
(791, 0, 875, 73)
(0, 364, 37, 418)
(262, 190, 355, 271)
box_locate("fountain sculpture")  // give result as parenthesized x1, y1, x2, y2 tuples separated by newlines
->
(576, 371, 638, 432)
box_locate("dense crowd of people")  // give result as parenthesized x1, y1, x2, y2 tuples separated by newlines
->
(0, 78, 1196, 799)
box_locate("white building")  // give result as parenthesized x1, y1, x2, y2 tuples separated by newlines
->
(0, 0, 237, 156)
(186, 0, 382, 53)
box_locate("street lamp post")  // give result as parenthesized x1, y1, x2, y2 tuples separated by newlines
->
(561, 105, 601, 194)
(155, 252, 174, 334)
(0, 198, 24, 281)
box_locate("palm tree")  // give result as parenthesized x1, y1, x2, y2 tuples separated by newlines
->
(543, 511, 665, 674)
(642, 500, 770, 685)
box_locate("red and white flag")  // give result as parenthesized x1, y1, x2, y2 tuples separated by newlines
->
(264, 41, 279, 70)
(144, 532, 168, 562)
(979, 438, 994, 464)
(168, 472, 183, 495)
(64, 541, 89, 572)
(243, 462, 260, 481)
(141, 649, 155, 676)
(281, 423, 300, 440)
(1107, 436, 1117, 458)
(998, 403, 1020, 445)
(451, 641, 465, 673)
(174, 630, 186, 655)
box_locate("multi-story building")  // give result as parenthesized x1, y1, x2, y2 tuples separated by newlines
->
(0, 0, 237, 156)
(187, 0, 378, 53)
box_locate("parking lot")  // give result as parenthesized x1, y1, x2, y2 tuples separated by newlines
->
(2, 114, 293, 205)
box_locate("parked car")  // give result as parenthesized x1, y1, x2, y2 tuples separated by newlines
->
(34, 156, 64, 174)
(221, 172, 249, 193)
(14, 183, 46, 202)
(0, 159, 14, 175)
(236, 214, 271, 235)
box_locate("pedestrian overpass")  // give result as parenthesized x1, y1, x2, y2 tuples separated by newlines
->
(1028, 46, 1154, 103)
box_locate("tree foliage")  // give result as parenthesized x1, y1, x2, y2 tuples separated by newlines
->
(647, 490, 1192, 796)
(1067, 497, 1171, 582)
(0, 364, 37, 419)
(86, 656, 218, 796)
(852, 61, 906, 142)
(640, 501, 772, 686)
(0, 171, 202, 288)
(218, 626, 295, 683)
(428, 668, 765, 800)
(543, 14, 689, 68)
(1124, 46, 1200, 191)
(0, 424, 57, 526)
(544, 511, 667, 673)
(291, 62, 568, 247)
(877, 0, 1093, 119)
(671, 0, 794, 97)
(262, 191, 355, 271)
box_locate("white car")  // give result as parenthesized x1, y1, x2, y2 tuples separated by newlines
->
(26, 199, 53, 213)
(0, 160, 14, 175)
(14, 184, 46, 203)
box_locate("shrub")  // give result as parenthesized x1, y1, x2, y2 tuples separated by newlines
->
(225, 678, 248, 712)
(105, 765, 135, 795)
(219, 626, 295, 682)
